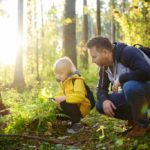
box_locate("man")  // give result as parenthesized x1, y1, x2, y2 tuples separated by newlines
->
(86, 36, 150, 138)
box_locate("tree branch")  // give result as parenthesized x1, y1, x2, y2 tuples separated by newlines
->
(0, 134, 76, 145)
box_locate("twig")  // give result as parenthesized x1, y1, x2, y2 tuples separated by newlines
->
(0, 134, 76, 145)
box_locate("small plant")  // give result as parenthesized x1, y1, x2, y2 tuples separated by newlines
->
(1, 82, 59, 134)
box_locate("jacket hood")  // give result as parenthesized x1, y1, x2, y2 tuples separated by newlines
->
(62, 73, 84, 85)
(113, 42, 127, 62)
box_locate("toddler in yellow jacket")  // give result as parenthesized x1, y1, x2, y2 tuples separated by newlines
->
(53, 56, 91, 133)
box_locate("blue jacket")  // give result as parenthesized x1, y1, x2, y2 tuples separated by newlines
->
(97, 42, 150, 102)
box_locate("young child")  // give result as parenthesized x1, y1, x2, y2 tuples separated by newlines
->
(53, 56, 91, 133)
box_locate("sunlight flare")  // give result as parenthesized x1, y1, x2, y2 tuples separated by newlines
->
(0, 21, 18, 65)
(0, 0, 18, 66)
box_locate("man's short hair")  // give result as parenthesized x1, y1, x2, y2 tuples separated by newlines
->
(86, 36, 112, 52)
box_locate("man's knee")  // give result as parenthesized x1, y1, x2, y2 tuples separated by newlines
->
(123, 81, 144, 95)
(96, 100, 104, 114)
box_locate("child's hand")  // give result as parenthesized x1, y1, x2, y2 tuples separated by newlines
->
(55, 96, 66, 103)
(112, 78, 121, 93)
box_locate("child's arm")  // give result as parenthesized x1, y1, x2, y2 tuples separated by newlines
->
(55, 84, 66, 103)
(55, 96, 66, 103)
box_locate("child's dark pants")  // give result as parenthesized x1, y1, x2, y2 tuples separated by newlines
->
(60, 101, 82, 123)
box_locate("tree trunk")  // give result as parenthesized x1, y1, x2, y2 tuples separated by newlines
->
(96, 0, 101, 35)
(121, 0, 126, 13)
(34, 0, 40, 81)
(26, 0, 34, 75)
(63, 0, 77, 66)
(40, 0, 44, 38)
(40, 0, 45, 73)
(80, 0, 88, 69)
(110, 0, 115, 43)
(12, 0, 25, 89)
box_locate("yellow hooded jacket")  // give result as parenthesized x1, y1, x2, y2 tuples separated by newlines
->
(56, 74, 91, 117)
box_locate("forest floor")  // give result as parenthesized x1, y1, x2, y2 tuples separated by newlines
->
(0, 109, 150, 150)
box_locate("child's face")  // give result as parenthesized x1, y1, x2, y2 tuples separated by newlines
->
(56, 72, 67, 82)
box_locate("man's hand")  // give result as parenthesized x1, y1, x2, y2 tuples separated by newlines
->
(55, 96, 66, 103)
(102, 100, 116, 117)
(112, 78, 121, 93)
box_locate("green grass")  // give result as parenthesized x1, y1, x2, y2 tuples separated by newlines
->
(0, 71, 150, 149)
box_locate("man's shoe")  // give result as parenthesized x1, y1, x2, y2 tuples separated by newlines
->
(126, 124, 150, 138)
(120, 120, 137, 136)
(67, 122, 84, 134)
(126, 120, 136, 131)
(127, 120, 136, 128)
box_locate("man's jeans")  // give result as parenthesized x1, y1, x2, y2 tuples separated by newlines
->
(96, 81, 150, 127)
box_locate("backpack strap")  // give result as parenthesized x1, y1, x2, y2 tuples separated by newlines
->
(71, 78, 95, 109)
(72, 78, 76, 87)
(133, 44, 143, 47)
(133, 44, 150, 58)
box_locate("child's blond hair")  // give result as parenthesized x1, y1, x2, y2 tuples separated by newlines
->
(53, 56, 76, 75)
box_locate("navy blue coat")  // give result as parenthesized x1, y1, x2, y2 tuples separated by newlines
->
(97, 42, 150, 102)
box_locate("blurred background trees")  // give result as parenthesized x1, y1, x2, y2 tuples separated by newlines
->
(0, 0, 149, 88)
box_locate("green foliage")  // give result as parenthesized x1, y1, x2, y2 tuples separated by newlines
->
(79, 64, 98, 84)
(25, 2, 63, 83)
(137, 144, 149, 150)
(39, 143, 55, 150)
(0, 1, 150, 149)
(115, 0, 150, 46)
(79, 64, 98, 95)
(1, 82, 59, 134)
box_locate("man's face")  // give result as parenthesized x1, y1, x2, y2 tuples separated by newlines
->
(88, 46, 112, 67)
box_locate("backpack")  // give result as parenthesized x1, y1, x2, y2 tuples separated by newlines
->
(72, 78, 95, 110)
(133, 44, 150, 58)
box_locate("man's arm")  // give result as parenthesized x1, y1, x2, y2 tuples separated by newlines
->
(96, 67, 110, 102)
(97, 67, 117, 117)
(119, 46, 150, 84)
